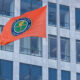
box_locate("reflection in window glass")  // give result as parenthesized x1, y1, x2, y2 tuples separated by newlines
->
(60, 5, 70, 29)
(31, 65, 42, 80)
(0, 59, 13, 80)
(60, 37, 70, 62)
(49, 68, 57, 80)
(75, 8, 80, 30)
(0, 25, 14, 52)
(30, 37, 42, 56)
(19, 63, 30, 80)
(32, 0, 42, 10)
(21, 0, 42, 14)
(48, 35, 57, 59)
(21, 0, 31, 14)
(0, 0, 14, 16)
(48, 2, 56, 26)
(20, 37, 42, 57)
(0, 25, 3, 34)
(61, 70, 70, 80)
(77, 73, 80, 80)
(2, 42, 14, 52)
(20, 63, 42, 80)
(76, 40, 80, 63)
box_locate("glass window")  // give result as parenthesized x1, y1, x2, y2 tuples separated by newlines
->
(49, 68, 57, 80)
(21, 0, 31, 14)
(48, 2, 56, 26)
(75, 8, 80, 30)
(20, 63, 42, 80)
(77, 73, 80, 80)
(76, 40, 80, 63)
(60, 5, 70, 29)
(0, 25, 3, 34)
(21, 0, 42, 14)
(31, 0, 42, 10)
(31, 65, 42, 80)
(61, 70, 70, 80)
(48, 35, 57, 59)
(0, 25, 14, 52)
(0, 0, 14, 16)
(20, 37, 42, 57)
(0, 59, 13, 80)
(60, 37, 70, 62)
(19, 63, 30, 80)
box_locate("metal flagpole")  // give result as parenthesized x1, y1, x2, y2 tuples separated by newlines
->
(56, 0, 61, 80)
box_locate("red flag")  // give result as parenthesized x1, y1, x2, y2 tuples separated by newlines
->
(0, 6, 47, 46)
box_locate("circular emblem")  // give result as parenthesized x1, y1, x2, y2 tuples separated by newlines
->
(11, 17, 31, 36)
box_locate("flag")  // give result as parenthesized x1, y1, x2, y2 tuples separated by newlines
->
(0, 6, 47, 46)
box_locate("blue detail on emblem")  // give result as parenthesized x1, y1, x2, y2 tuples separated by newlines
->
(11, 17, 31, 36)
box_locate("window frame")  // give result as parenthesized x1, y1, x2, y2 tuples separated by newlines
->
(61, 70, 71, 80)
(0, 0, 14, 17)
(48, 2, 57, 27)
(19, 63, 42, 80)
(60, 4, 70, 29)
(20, 37, 42, 57)
(76, 40, 80, 63)
(48, 35, 57, 60)
(75, 8, 80, 31)
(0, 25, 14, 52)
(60, 37, 70, 62)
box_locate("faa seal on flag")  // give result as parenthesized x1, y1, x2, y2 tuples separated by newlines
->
(11, 18, 32, 36)
(0, 6, 47, 46)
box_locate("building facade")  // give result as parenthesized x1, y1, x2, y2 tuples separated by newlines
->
(0, 0, 80, 80)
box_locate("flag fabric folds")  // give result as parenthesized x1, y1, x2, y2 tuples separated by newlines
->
(0, 6, 47, 46)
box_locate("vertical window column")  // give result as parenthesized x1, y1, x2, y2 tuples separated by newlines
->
(20, 0, 42, 57)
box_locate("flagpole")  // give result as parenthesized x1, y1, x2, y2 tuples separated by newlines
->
(56, 0, 61, 80)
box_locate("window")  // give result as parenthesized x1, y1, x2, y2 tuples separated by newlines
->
(20, 37, 42, 57)
(0, 25, 14, 52)
(61, 70, 70, 80)
(48, 35, 57, 59)
(0, 25, 3, 34)
(60, 5, 70, 29)
(20, 63, 42, 80)
(76, 40, 80, 63)
(0, 59, 13, 80)
(48, 2, 56, 26)
(0, 0, 14, 16)
(49, 68, 57, 80)
(21, 0, 42, 14)
(77, 73, 80, 80)
(60, 37, 70, 62)
(75, 8, 80, 30)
